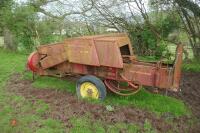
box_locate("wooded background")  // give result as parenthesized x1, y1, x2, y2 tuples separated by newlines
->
(0, 0, 199, 60)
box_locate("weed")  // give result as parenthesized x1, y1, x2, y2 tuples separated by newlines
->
(144, 119, 157, 133)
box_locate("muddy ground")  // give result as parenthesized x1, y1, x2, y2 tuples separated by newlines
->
(6, 72, 200, 133)
(163, 72, 200, 132)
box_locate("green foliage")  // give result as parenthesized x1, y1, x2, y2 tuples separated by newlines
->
(138, 56, 158, 62)
(156, 13, 181, 38)
(0, 1, 64, 52)
(0, 0, 13, 35)
(36, 18, 65, 44)
(141, 26, 157, 50)
(130, 25, 168, 59)
(12, 5, 37, 51)
(0, 1, 38, 51)
(130, 10, 181, 59)
(182, 59, 200, 72)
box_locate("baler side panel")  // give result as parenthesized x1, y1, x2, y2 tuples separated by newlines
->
(122, 63, 173, 89)
(94, 40, 123, 68)
(37, 43, 68, 69)
(67, 39, 100, 66)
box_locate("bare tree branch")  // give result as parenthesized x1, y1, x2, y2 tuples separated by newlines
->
(30, 0, 95, 20)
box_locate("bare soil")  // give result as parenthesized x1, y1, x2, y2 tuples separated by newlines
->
(163, 72, 200, 133)
(6, 72, 200, 132)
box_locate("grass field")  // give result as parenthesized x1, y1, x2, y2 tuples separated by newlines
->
(0, 50, 68, 132)
(0, 49, 193, 132)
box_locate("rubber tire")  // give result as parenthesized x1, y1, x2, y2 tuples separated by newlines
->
(76, 75, 107, 100)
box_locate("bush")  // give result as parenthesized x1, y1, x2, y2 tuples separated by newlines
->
(129, 25, 168, 59)
(182, 59, 200, 72)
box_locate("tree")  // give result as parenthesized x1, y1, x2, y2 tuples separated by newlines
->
(81, 0, 173, 57)
(0, 0, 16, 50)
(150, 0, 200, 60)
(29, 0, 95, 20)
(175, 0, 200, 60)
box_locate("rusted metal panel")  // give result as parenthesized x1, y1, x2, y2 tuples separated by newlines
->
(122, 63, 157, 86)
(66, 39, 100, 66)
(122, 62, 173, 89)
(64, 33, 132, 68)
(37, 43, 68, 69)
(94, 40, 123, 68)
(37, 43, 65, 56)
(155, 67, 173, 89)
(171, 44, 183, 91)
(40, 52, 67, 69)
(75, 33, 128, 40)
(95, 36, 134, 55)
(71, 63, 87, 74)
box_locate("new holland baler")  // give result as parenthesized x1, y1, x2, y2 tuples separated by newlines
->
(27, 33, 183, 100)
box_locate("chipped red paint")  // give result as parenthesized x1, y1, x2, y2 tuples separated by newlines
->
(27, 51, 39, 72)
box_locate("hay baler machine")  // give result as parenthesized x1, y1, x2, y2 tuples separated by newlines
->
(27, 33, 183, 100)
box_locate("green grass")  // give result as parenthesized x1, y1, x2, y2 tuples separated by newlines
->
(69, 115, 140, 133)
(106, 89, 189, 116)
(23, 72, 76, 93)
(182, 59, 200, 72)
(0, 49, 66, 132)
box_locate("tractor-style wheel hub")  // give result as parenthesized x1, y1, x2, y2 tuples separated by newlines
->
(80, 82, 99, 99)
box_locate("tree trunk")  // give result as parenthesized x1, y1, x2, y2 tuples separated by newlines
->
(193, 47, 200, 61)
(3, 27, 17, 51)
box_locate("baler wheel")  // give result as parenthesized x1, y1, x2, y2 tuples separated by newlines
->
(104, 80, 141, 96)
(76, 75, 107, 100)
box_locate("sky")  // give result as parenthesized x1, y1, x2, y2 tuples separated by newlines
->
(15, 0, 199, 21)
(15, 0, 149, 14)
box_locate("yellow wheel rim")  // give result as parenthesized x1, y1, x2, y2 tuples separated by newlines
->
(80, 82, 99, 99)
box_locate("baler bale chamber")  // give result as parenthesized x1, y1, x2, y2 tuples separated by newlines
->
(27, 33, 183, 100)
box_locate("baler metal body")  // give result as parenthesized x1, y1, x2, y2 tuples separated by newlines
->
(28, 33, 183, 95)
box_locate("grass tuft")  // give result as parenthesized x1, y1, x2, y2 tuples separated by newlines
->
(182, 59, 200, 72)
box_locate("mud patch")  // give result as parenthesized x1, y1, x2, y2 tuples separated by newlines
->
(168, 73, 200, 118)
(6, 73, 194, 132)
(161, 72, 200, 133)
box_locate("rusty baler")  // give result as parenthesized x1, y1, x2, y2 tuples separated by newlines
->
(27, 33, 183, 100)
